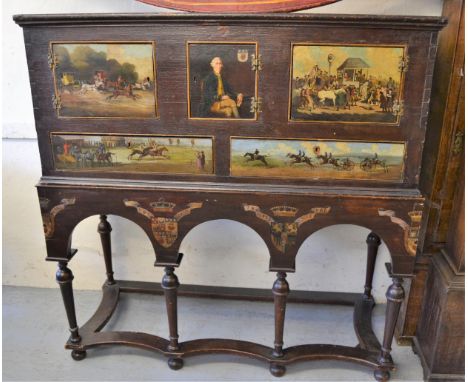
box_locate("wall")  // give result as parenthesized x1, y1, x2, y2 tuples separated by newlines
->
(2, 0, 443, 302)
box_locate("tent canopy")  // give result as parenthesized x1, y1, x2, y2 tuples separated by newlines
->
(337, 57, 370, 70)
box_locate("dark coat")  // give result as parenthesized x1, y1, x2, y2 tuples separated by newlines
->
(199, 71, 236, 117)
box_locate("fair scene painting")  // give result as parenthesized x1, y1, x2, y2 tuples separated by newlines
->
(52, 134, 213, 175)
(290, 44, 406, 123)
(52, 43, 157, 118)
(188, 43, 257, 120)
(231, 138, 405, 181)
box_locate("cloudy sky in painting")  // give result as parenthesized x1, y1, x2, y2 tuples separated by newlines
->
(231, 139, 404, 158)
(55, 135, 212, 148)
(292, 45, 404, 80)
(62, 43, 155, 81)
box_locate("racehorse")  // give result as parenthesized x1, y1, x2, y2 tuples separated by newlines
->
(106, 84, 139, 101)
(315, 154, 332, 165)
(140, 146, 168, 159)
(315, 154, 343, 169)
(286, 153, 315, 167)
(128, 146, 169, 160)
(95, 152, 115, 165)
(244, 152, 268, 166)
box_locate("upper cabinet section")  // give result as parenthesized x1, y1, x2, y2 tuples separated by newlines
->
(14, 14, 446, 188)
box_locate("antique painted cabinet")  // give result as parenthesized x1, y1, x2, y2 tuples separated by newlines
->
(14, 13, 446, 381)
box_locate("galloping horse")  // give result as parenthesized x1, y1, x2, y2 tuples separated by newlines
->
(106, 84, 139, 101)
(244, 152, 268, 166)
(315, 154, 342, 169)
(286, 153, 315, 167)
(128, 146, 169, 160)
(141, 146, 168, 159)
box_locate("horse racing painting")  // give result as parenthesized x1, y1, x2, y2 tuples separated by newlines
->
(51, 42, 157, 118)
(231, 138, 405, 181)
(290, 44, 406, 123)
(51, 134, 213, 175)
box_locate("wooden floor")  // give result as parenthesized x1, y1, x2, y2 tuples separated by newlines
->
(2, 285, 425, 381)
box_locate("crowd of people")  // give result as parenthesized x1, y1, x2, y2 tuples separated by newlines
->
(294, 65, 401, 114)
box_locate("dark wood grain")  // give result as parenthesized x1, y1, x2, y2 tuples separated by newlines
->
(135, 0, 342, 14)
(14, 13, 448, 380)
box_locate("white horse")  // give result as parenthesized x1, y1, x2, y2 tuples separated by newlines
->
(317, 89, 337, 106)
(79, 84, 98, 95)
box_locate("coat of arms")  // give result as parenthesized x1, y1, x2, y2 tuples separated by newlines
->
(237, 49, 249, 62)
(243, 204, 331, 253)
(124, 198, 203, 248)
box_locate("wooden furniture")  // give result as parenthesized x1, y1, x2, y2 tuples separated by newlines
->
(410, 1, 464, 380)
(14, 13, 446, 381)
(135, 0, 342, 13)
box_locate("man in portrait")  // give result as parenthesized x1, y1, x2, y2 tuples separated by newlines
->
(199, 57, 244, 118)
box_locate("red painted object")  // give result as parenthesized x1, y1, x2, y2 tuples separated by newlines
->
(136, 0, 341, 13)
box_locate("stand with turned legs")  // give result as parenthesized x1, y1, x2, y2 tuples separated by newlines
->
(42, 184, 417, 382)
(14, 12, 444, 382)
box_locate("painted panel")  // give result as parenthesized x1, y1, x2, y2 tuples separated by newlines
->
(51, 134, 213, 175)
(290, 44, 407, 124)
(51, 42, 157, 118)
(231, 138, 405, 181)
(187, 42, 258, 120)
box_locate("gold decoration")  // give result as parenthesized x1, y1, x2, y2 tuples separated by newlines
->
(52, 94, 61, 112)
(270, 206, 298, 217)
(378, 202, 424, 256)
(243, 204, 331, 253)
(251, 53, 262, 71)
(150, 198, 176, 213)
(124, 199, 203, 248)
(47, 48, 58, 70)
(41, 198, 76, 239)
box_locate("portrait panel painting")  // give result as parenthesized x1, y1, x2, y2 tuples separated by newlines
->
(290, 44, 406, 123)
(187, 42, 258, 120)
(231, 138, 405, 181)
(51, 42, 157, 118)
(51, 134, 213, 175)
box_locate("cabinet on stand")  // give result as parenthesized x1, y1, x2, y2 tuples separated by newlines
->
(14, 13, 446, 381)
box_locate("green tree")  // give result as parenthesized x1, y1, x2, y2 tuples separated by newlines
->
(54, 46, 74, 74)
(118, 62, 138, 83)
(70, 46, 107, 82)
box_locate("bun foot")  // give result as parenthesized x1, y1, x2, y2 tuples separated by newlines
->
(270, 363, 286, 377)
(168, 357, 184, 370)
(374, 368, 390, 382)
(71, 350, 87, 361)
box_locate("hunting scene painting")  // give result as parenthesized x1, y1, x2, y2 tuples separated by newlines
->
(187, 43, 257, 120)
(290, 44, 406, 123)
(231, 138, 405, 181)
(51, 134, 213, 175)
(51, 43, 157, 118)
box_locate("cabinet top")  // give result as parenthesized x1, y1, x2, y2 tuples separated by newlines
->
(13, 13, 446, 30)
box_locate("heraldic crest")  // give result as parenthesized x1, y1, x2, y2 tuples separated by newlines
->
(242, 204, 331, 253)
(124, 198, 203, 248)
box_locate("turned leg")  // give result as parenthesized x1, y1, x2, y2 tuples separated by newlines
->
(98, 214, 115, 285)
(374, 276, 405, 382)
(270, 272, 289, 377)
(56, 261, 86, 361)
(162, 266, 183, 370)
(364, 232, 381, 299)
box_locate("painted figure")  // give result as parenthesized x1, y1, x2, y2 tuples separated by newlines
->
(199, 57, 244, 118)
(291, 45, 405, 123)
